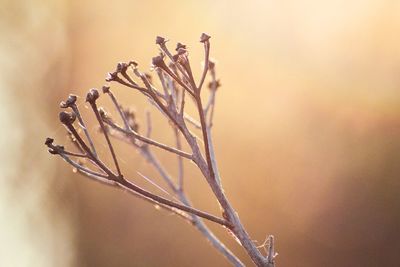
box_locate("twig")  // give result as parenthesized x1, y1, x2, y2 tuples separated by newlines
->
(103, 119, 193, 160)
(197, 33, 211, 91)
(175, 127, 184, 191)
(86, 89, 122, 177)
(47, 33, 275, 267)
(60, 95, 98, 157)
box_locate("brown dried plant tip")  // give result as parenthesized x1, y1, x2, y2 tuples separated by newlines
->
(200, 33, 211, 43)
(60, 94, 77, 108)
(106, 71, 118, 82)
(116, 62, 128, 73)
(209, 80, 221, 90)
(59, 111, 76, 125)
(102, 85, 110, 94)
(45, 137, 54, 146)
(176, 42, 186, 51)
(208, 60, 216, 70)
(155, 36, 166, 45)
(151, 55, 166, 68)
(86, 88, 100, 103)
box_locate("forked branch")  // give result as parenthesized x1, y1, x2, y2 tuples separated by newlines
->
(46, 33, 275, 267)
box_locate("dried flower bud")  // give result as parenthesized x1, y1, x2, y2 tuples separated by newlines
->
(86, 88, 99, 103)
(200, 33, 211, 43)
(102, 85, 110, 94)
(45, 137, 54, 146)
(106, 71, 118, 82)
(208, 80, 221, 90)
(152, 55, 165, 68)
(155, 36, 166, 45)
(60, 94, 77, 108)
(59, 111, 76, 125)
(175, 42, 186, 51)
(208, 60, 216, 70)
(116, 62, 128, 73)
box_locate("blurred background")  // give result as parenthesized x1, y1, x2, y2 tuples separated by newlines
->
(1, 0, 400, 266)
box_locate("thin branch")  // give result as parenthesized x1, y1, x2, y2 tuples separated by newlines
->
(198, 35, 211, 91)
(104, 87, 131, 131)
(103, 119, 193, 160)
(175, 127, 184, 191)
(145, 111, 152, 138)
(157, 40, 192, 87)
(179, 85, 186, 116)
(70, 160, 195, 223)
(117, 178, 232, 228)
(71, 105, 98, 157)
(58, 153, 109, 179)
(61, 119, 116, 178)
(141, 146, 244, 267)
(87, 92, 122, 177)
(184, 114, 201, 129)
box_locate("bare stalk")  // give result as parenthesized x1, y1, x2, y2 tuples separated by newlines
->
(46, 33, 276, 267)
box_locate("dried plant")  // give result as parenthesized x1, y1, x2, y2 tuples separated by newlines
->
(45, 33, 277, 267)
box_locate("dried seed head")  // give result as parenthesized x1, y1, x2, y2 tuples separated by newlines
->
(175, 42, 186, 51)
(102, 85, 110, 94)
(208, 60, 216, 70)
(200, 33, 211, 43)
(151, 55, 165, 68)
(45, 137, 54, 146)
(208, 79, 221, 90)
(60, 94, 78, 108)
(106, 71, 118, 82)
(116, 62, 128, 73)
(59, 111, 76, 125)
(155, 36, 166, 45)
(86, 88, 99, 103)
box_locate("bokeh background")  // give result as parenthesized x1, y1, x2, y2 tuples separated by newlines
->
(1, 0, 400, 266)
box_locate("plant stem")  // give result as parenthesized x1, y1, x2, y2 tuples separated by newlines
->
(195, 96, 270, 267)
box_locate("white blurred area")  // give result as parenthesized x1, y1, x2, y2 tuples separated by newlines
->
(0, 1, 75, 266)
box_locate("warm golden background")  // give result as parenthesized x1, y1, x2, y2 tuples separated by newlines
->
(1, 0, 400, 266)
